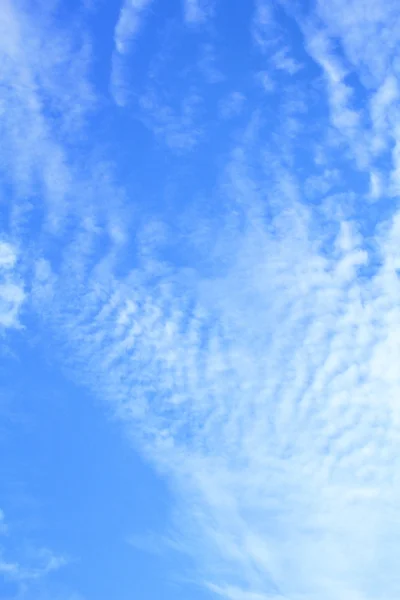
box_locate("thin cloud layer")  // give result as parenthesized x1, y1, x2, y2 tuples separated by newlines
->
(32, 170, 400, 599)
(2, 1, 400, 600)
(0, 241, 25, 329)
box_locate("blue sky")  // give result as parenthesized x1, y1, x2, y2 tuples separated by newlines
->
(1, 0, 400, 599)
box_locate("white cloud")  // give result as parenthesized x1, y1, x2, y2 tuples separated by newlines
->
(0, 508, 7, 535)
(0, 242, 25, 330)
(114, 0, 153, 55)
(30, 135, 400, 599)
(219, 92, 245, 120)
(314, 0, 400, 87)
(0, 281, 25, 329)
(110, 0, 153, 106)
(271, 47, 302, 75)
(0, 242, 17, 270)
(0, 509, 66, 600)
(0, 0, 95, 233)
(369, 170, 384, 200)
(293, 0, 400, 194)
(0, 546, 66, 582)
(139, 88, 202, 150)
(304, 29, 366, 161)
(4, 0, 400, 599)
(207, 583, 284, 600)
(183, 0, 214, 24)
(255, 71, 275, 94)
(252, 0, 277, 52)
(198, 43, 225, 84)
(369, 74, 399, 155)
(111, 4, 209, 144)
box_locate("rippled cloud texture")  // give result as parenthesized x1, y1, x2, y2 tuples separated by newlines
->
(2, 1, 400, 599)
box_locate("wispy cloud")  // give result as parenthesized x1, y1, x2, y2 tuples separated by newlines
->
(0, 509, 67, 600)
(314, 0, 399, 86)
(198, 42, 225, 84)
(4, 0, 400, 599)
(207, 583, 284, 600)
(31, 130, 400, 599)
(139, 88, 202, 150)
(110, 0, 209, 148)
(183, 0, 215, 25)
(219, 92, 245, 120)
(114, 0, 153, 54)
(0, 241, 25, 330)
(0, 0, 95, 235)
(0, 509, 7, 535)
(292, 0, 400, 196)
(252, 0, 277, 53)
(0, 548, 66, 582)
(271, 47, 302, 75)
(111, 0, 154, 106)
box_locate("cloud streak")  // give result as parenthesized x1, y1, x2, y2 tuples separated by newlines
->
(111, 0, 154, 106)
(0, 241, 25, 330)
(0, 508, 67, 600)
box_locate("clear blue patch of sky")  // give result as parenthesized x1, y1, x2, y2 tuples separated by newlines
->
(0, 335, 211, 599)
